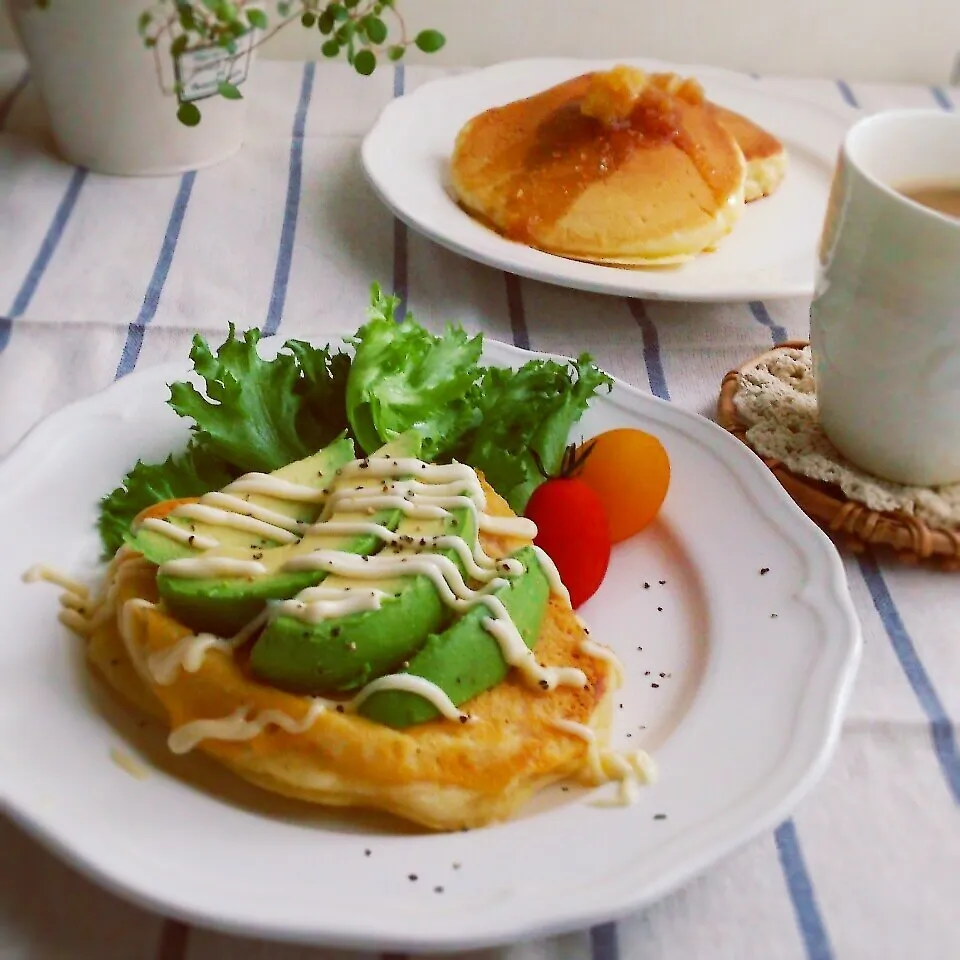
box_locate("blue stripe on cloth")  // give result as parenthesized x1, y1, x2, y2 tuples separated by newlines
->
(392, 64, 408, 321)
(857, 554, 960, 803)
(931, 86, 954, 111)
(749, 301, 788, 345)
(0, 68, 29, 131)
(0, 165, 88, 353)
(775, 821, 836, 960)
(626, 299, 670, 401)
(263, 62, 315, 336)
(115, 171, 197, 379)
(590, 921, 619, 960)
(835, 80, 859, 108)
(503, 273, 529, 350)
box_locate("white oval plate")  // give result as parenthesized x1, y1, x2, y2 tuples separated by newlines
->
(362, 58, 856, 302)
(0, 337, 860, 951)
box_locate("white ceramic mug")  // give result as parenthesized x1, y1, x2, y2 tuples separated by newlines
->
(810, 109, 960, 487)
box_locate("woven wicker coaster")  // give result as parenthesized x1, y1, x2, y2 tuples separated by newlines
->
(717, 341, 960, 570)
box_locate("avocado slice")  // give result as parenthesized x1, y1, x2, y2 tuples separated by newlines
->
(127, 436, 356, 567)
(357, 546, 549, 728)
(250, 501, 477, 695)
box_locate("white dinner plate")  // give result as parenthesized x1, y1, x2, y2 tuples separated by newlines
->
(0, 336, 860, 951)
(362, 58, 856, 302)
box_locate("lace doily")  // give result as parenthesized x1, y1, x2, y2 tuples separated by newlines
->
(732, 346, 960, 532)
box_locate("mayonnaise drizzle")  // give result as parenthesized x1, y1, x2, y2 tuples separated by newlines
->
(160, 557, 268, 579)
(284, 549, 509, 611)
(481, 595, 588, 691)
(166, 671, 469, 754)
(146, 609, 270, 686)
(147, 634, 233, 685)
(167, 701, 328, 755)
(532, 546, 572, 607)
(200, 493, 308, 534)
(273, 588, 390, 622)
(550, 719, 658, 805)
(172, 503, 301, 544)
(224, 473, 328, 503)
(139, 518, 219, 551)
(579, 638, 625, 687)
(480, 513, 538, 539)
(119, 598, 158, 684)
(348, 674, 468, 721)
(22, 564, 89, 597)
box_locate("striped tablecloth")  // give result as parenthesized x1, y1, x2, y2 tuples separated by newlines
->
(1, 52, 958, 960)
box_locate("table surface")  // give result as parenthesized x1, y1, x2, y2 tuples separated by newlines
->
(1, 53, 958, 960)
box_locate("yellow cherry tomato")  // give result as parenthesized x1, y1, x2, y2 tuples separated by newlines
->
(575, 428, 670, 543)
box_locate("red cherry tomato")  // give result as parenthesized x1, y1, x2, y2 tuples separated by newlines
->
(525, 478, 611, 609)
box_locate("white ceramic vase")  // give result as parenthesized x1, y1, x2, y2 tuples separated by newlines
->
(6, 0, 257, 176)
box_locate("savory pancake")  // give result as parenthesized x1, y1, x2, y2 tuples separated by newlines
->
(709, 104, 788, 201)
(450, 66, 747, 266)
(86, 482, 621, 831)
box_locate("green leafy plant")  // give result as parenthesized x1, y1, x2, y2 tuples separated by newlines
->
(36, 1, 444, 125)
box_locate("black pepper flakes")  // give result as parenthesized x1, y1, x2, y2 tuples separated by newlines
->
(187, 535, 195, 546)
(658, 580, 666, 585)
(434, 886, 444, 894)
(651, 683, 660, 688)
(459, 714, 469, 724)
(626, 732, 632, 738)
(408, 874, 418, 882)
(332, 627, 341, 638)
(538, 679, 550, 690)
(643, 582, 650, 589)
(336, 705, 345, 713)
(760, 567, 770, 575)
(654, 813, 667, 820)
(452, 862, 461, 870)
(561, 786, 569, 792)
(645, 670, 651, 676)
(657, 606, 663, 612)
(659, 672, 666, 678)
(770, 613, 779, 619)
(364, 849, 371, 857)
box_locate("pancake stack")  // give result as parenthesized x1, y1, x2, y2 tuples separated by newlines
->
(450, 65, 787, 267)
